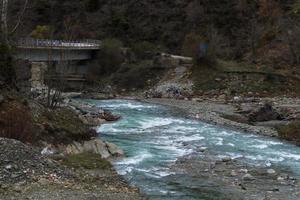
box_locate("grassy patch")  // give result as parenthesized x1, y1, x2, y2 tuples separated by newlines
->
(277, 120, 300, 145)
(62, 153, 112, 170)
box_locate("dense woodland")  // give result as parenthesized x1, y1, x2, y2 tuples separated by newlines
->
(4, 0, 298, 65)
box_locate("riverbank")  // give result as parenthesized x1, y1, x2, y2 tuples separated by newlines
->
(0, 92, 145, 200)
(0, 138, 144, 200)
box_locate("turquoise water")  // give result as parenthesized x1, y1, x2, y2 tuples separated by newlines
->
(84, 99, 300, 199)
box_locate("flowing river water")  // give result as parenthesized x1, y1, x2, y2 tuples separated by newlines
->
(83, 99, 300, 199)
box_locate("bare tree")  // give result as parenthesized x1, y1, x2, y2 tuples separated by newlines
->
(1, 0, 8, 44)
(0, 0, 28, 44)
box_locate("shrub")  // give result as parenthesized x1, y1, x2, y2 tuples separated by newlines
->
(111, 60, 165, 90)
(0, 101, 35, 143)
(132, 41, 165, 59)
(277, 120, 300, 145)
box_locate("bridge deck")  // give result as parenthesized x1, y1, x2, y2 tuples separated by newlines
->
(17, 38, 102, 50)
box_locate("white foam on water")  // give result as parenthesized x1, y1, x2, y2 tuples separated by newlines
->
(268, 157, 285, 162)
(216, 131, 234, 136)
(254, 139, 283, 145)
(215, 138, 224, 146)
(101, 102, 155, 109)
(165, 125, 199, 134)
(139, 117, 185, 129)
(275, 152, 300, 160)
(227, 143, 235, 147)
(250, 144, 269, 149)
(245, 155, 264, 161)
(175, 135, 205, 142)
(116, 150, 153, 165)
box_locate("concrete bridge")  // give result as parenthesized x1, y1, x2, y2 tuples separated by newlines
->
(14, 38, 102, 90)
(15, 38, 101, 61)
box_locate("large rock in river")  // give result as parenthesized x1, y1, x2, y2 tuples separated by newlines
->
(63, 139, 124, 159)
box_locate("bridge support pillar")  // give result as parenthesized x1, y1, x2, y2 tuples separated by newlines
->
(31, 62, 48, 88)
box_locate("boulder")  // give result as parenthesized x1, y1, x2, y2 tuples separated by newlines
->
(105, 142, 124, 156)
(79, 114, 106, 126)
(64, 139, 112, 159)
(248, 103, 283, 122)
(100, 110, 121, 121)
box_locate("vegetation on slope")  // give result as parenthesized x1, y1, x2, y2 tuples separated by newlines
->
(278, 120, 300, 145)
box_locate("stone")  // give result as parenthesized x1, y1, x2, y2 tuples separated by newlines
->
(239, 169, 248, 173)
(64, 139, 111, 159)
(5, 165, 13, 170)
(231, 170, 238, 176)
(222, 157, 232, 162)
(105, 142, 124, 157)
(197, 147, 207, 152)
(242, 173, 255, 181)
(218, 94, 226, 101)
(267, 169, 276, 174)
(101, 110, 121, 122)
(248, 103, 283, 122)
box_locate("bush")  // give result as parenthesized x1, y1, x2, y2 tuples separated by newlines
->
(0, 101, 35, 143)
(132, 41, 165, 59)
(277, 120, 300, 145)
(111, 60, 165, 90)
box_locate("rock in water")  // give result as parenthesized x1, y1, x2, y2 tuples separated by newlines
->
(101, 110, 121, 121)
(105, 142, 124, 156)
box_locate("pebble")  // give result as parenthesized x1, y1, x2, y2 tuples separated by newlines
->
(222, 157, 232, 162)
(5, 165, 13, 170)
(267, 169, 276, 174)
(231, 170, 237, 176)
(242, 173, 255, 181)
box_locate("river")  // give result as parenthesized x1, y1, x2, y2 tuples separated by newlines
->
(83, 99, 300, 199)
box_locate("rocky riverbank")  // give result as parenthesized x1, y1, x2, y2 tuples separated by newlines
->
(0, 138, 144, 200)
(169, 152, 300, 200)
(0, 92, 144, 200)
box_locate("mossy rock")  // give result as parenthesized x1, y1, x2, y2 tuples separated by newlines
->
(277, 120, 300, 145)
(62, 153, 112, 170)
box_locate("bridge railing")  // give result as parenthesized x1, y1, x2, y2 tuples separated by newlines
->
(16, 38, 102, 49)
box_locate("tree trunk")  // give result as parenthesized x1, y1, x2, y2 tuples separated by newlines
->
(1, 0, 8, 44)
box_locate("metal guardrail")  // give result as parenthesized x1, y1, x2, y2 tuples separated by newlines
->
(16, 38, 102, 49)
